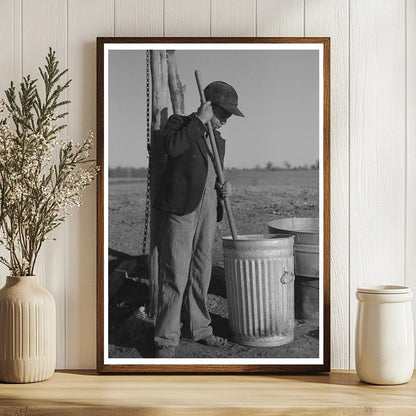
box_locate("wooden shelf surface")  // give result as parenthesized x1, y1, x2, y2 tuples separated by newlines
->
(0, 370, 415, 415)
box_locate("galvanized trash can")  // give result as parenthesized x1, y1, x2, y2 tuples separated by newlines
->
(222, 234, 295, 347)
(267, 218, 319, 320)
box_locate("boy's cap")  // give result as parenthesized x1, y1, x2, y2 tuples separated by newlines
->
(204, 81, 244, 117)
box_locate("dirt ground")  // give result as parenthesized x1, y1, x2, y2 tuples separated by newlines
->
(108, 169, 320, 359)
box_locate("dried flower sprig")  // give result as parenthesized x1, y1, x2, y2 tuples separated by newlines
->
(0, 48, 97, 276)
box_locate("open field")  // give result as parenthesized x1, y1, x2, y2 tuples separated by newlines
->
(108, 169, 320, 359)
(109, 169, 319, 261)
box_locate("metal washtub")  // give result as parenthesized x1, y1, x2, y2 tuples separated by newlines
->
(222, 234, 295, 347)
(267, 218, 319, 320)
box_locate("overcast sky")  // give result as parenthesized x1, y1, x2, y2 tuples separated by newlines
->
(108, 48, 319, 169)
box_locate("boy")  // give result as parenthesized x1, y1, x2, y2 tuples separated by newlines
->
(153, 81, 244, 358)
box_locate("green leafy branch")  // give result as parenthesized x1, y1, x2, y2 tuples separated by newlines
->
(4, 47, 71, 140)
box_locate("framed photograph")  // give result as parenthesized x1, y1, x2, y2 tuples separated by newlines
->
(97, 37, 330, 373)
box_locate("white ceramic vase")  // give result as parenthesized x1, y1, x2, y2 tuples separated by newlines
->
(0, 276, 56, 383)
(355, 285, 414, 385)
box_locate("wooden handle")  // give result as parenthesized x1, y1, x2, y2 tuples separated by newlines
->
(194, 70, 238, 240)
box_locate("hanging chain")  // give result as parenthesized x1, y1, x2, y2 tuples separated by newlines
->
(142, 50, 152, 255)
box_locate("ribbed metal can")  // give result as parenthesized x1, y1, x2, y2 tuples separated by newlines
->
(222, 234, 295, 347)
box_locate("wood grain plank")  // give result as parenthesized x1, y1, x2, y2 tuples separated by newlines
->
(305, 0, 349, 370)
(115, 0, 163, 36)
(211, 0, 256, 37)
(0, 371, 416, 415)
(67, 0, 114, 369)
(22, 0, 67, 369)
(0, 0, 21, 96)
(257, 0, 304, 37)
(0, 0, 21, 289)
(406, 0, 416, 366)
(164, 0, 210, 37)
(350, 0, 406, 369)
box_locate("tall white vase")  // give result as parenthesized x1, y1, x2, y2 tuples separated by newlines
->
(0, 276, 56, 383)
(355, 285, 414, 385)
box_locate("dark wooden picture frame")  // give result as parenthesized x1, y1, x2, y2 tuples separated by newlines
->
(97, 37, 330, 373)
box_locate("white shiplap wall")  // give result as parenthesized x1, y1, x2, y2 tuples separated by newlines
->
(0, 0, 414, 370)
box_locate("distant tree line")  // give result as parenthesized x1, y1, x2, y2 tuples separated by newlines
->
(109, 160, 319, 178)
(109, 166, 148, 178)
(221, 160, 319, 172)
(252, 160, 319, 171)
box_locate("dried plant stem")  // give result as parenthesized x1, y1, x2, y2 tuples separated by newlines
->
(0, 48, 96, 276)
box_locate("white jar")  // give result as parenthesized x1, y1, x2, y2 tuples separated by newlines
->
(355, 285, 414, 385)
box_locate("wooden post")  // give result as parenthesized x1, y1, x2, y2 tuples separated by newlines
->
(150, 50, 169, 132)
(148, 50, 169, 319)
(167, 50, 185, 115)
(148, 50, 185, 320)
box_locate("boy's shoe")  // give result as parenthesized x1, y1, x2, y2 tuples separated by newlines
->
(155, 345, 175, 358)
(197, 334, 228, 347)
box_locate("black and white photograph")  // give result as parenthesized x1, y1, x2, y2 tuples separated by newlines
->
(97, 38, 330, 373)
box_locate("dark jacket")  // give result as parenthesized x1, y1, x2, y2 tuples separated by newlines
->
(154, 113, 225, 221)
